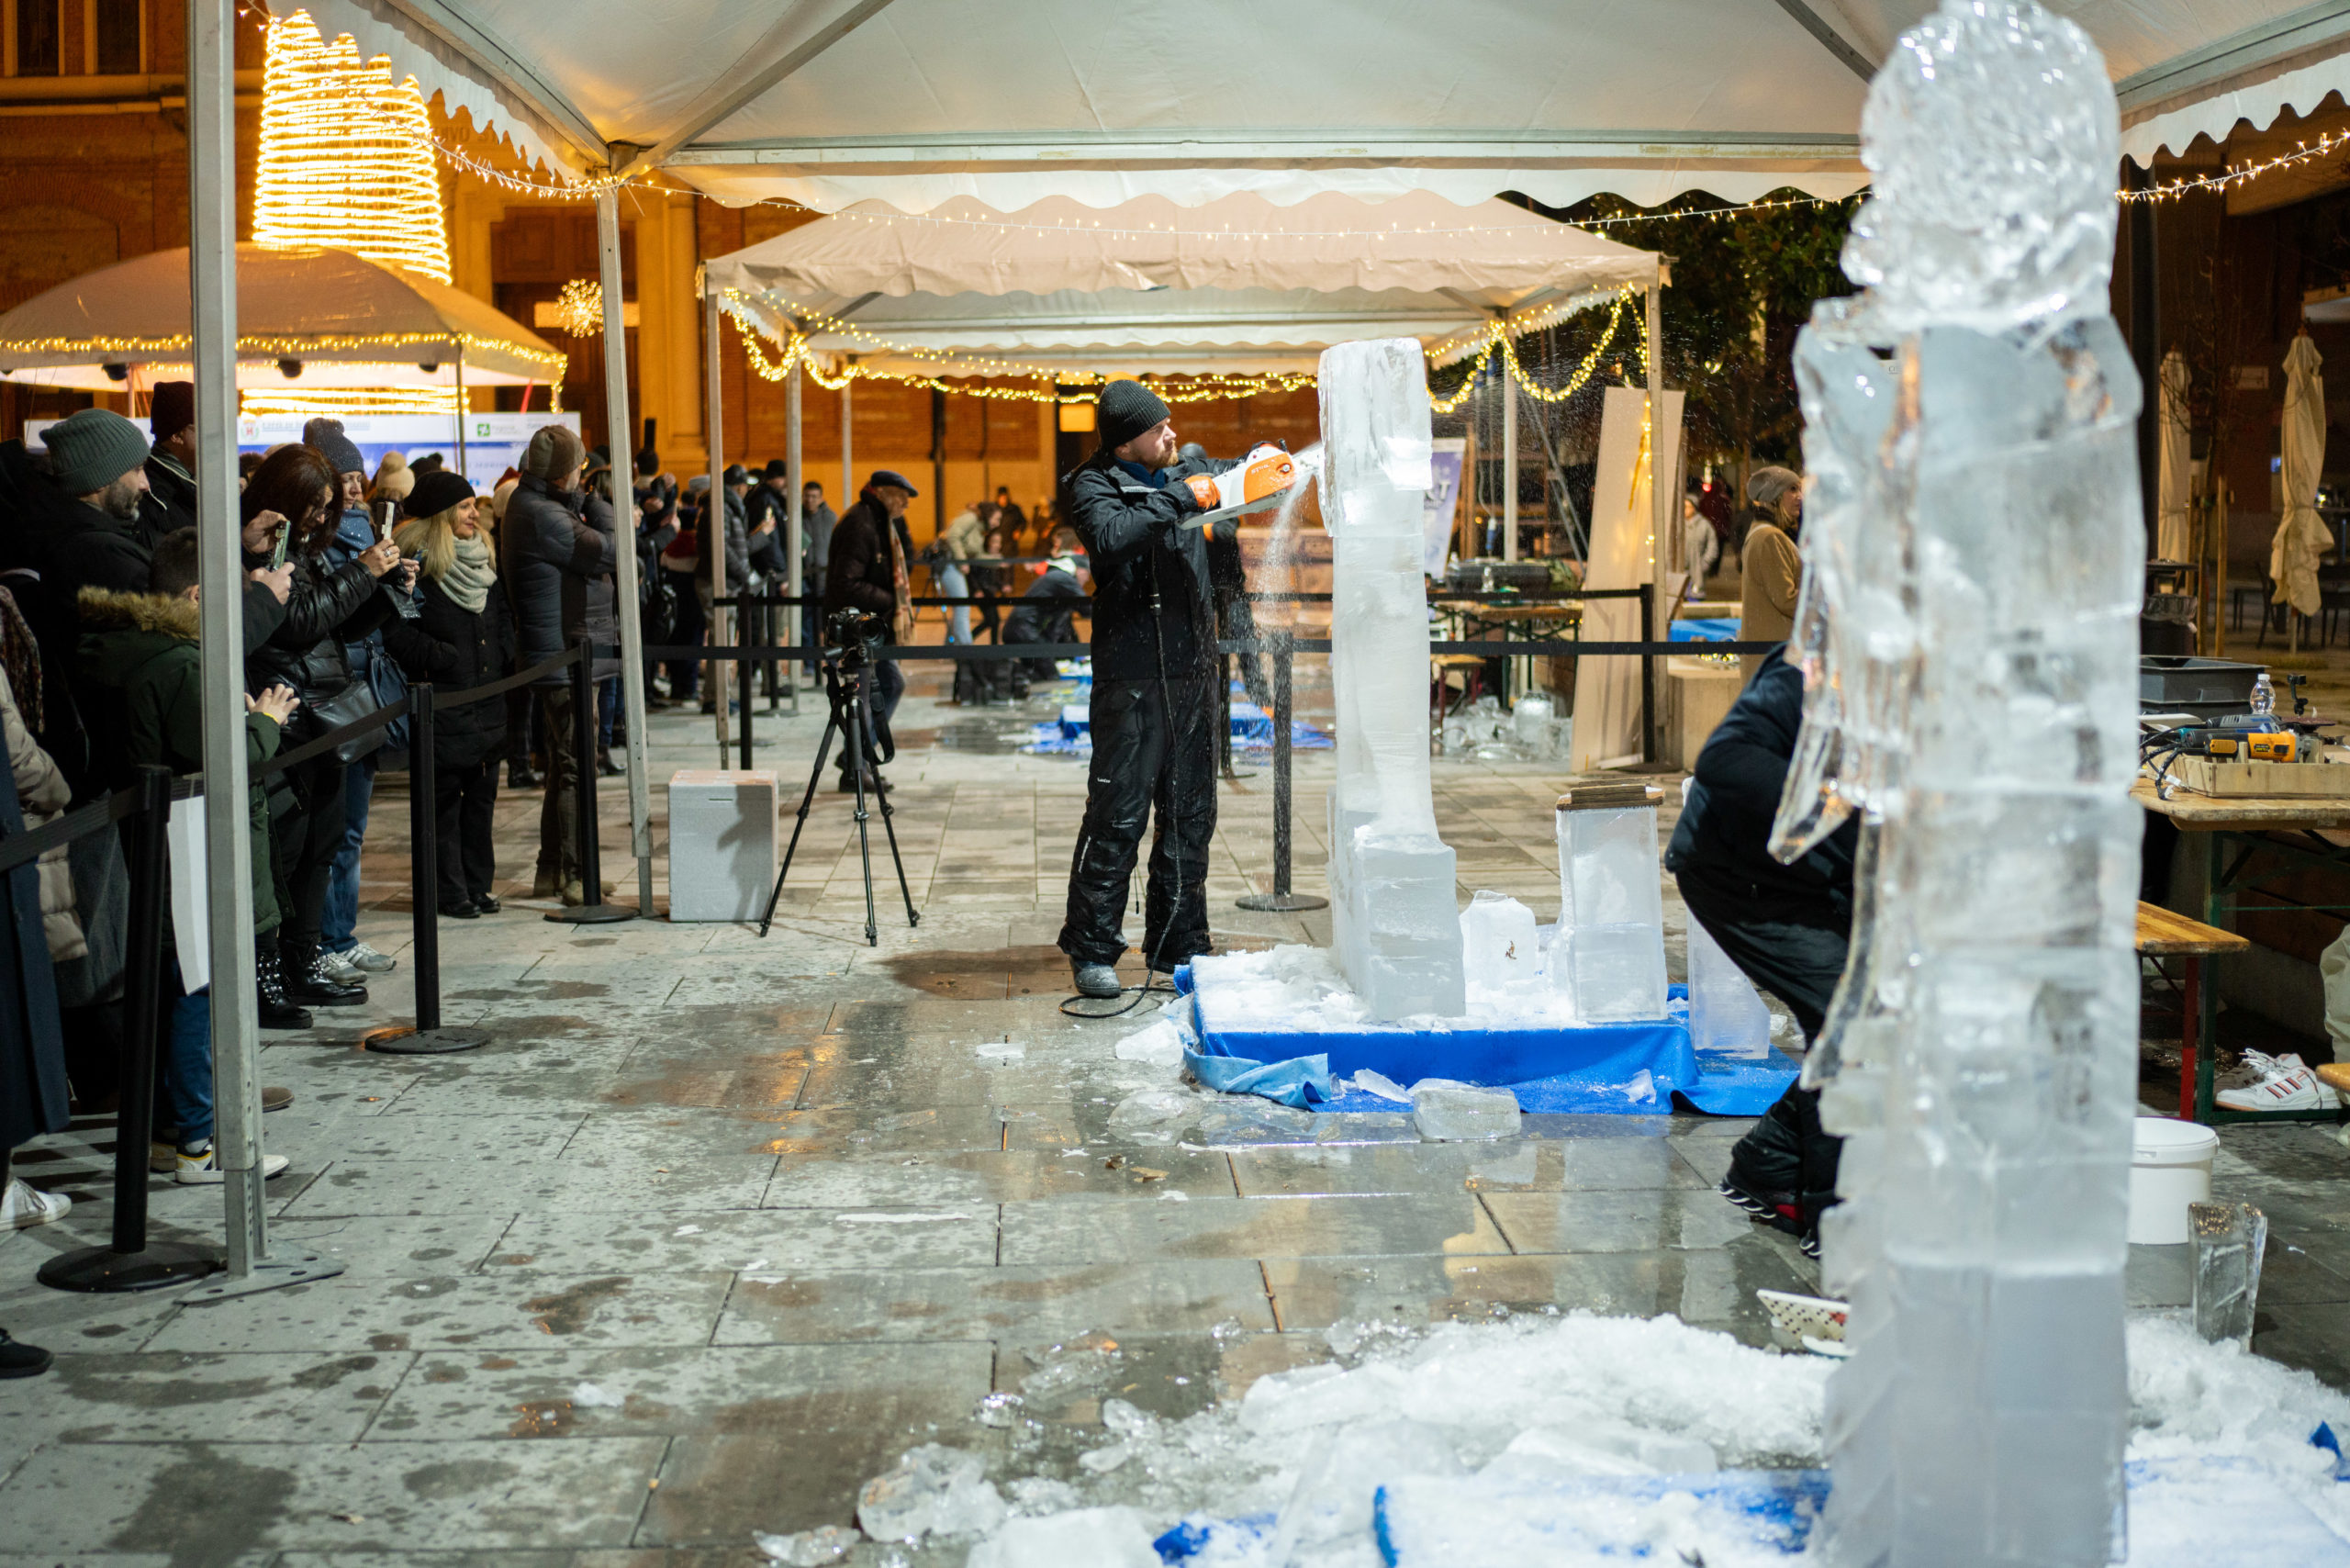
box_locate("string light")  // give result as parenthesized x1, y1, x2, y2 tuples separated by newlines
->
(254, 12, 452, 285)
(2117, 129, 2350, 203)
(1428, 287, 1638, 413)
(241, 386, 464, 418)
(0, 329, 559, 364)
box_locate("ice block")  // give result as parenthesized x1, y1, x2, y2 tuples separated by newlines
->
(1553, 784, 1667, 1022)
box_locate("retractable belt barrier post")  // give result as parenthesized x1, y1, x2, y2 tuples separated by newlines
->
(37, 767, 223, 1294)
(739, 633, 755, 769)
(550, 638, 636, 926)
(363, 683, 490, 1055)
(1236, 632, 1326, 913)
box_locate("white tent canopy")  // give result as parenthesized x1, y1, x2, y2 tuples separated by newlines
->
(0, 244, 565, 391)
(711, 192, 1656, 376)
(285, 1, 2347, 211)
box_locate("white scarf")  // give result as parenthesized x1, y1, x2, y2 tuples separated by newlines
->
(441, 532, 497, 613)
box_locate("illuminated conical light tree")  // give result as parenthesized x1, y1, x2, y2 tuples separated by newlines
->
(245, 10, 457, 415)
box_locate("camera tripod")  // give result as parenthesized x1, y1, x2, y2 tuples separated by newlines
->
(759, 648, 920, 945)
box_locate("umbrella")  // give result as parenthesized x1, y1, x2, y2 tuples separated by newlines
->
(0, 244, 565, 392)
(2156, 348, 2192, 562)
(2271, 333, 2329, 640)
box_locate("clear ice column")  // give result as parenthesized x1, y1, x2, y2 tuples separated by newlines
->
(1787, 6, 2143, 1567)
(1318, 338, 1463, 1020)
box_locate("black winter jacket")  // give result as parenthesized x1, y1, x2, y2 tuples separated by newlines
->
(240, 543, 397, 718)
(136, 450, 198, 551)
(1002, 566, 1088, 647)
(822, 494, 902, 621)
(506, 474, 618, 684)
(383, 574, 514, 769)
(1063, 451, 1235, 681)
(698, 487, 751, 589)
(1663, 646, 1857, 929)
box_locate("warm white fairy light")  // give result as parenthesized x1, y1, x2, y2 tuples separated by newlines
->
(552, 279, 605, 338)
(253, 12, 451, 285)
(242, 386, 462, 418)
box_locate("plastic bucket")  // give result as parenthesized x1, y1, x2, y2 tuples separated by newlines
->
(2130, 1116, 2219, 1245)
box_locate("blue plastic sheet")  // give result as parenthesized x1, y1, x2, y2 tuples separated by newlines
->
(1671, 616, 1741, 643)
(1177, 969, 1796, 1117)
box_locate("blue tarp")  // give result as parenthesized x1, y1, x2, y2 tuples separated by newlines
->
(1671, 617, 1741, 643)
(1177, 968, 1796, 1116)
(1024, 701, 1334, 757)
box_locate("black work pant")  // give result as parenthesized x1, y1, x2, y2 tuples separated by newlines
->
(1059, 678, 1216, 968)
(1676, 872, 1851, 1225)
(270, 754, 347, 951)
(435, 758, 499, 907)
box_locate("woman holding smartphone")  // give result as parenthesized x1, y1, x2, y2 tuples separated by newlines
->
(240, 444, 413, 1010)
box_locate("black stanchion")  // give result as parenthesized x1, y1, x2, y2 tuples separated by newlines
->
(39, 767, 221, 1293)
(1639, 591, 1657, 764)
(366, 685, 488, 1054)
(738, 631, 755, 768)
(548, 641, 636, 925)
(1237, 633, 1326, 914)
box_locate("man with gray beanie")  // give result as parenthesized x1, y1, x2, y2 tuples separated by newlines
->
(1056, 379, 1248, 999)
(505, 423, 619, 904)
(1738, 465, 1803, 685)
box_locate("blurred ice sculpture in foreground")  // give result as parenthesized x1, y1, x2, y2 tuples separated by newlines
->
(1778, 5, 2144, 1565)
(1320, 338, 1464, 1021)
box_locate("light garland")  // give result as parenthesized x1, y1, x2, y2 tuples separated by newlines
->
(241, 386, 464, 418)
(1428, 287, 1639, 414)
(254, 12, 452, 285)
(2118, 129, 2350, 204)
(0, 330, 561, 366)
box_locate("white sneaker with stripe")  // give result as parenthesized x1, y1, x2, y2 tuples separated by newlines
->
(2215, 1050, 2341, 1114)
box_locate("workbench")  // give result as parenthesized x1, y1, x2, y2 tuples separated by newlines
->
(2132, 780, 2350, 1125)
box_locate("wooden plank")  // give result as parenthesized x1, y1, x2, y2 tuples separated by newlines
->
(2132, 779, 2350, 829)
(2161, 756, 2350, 801)
(2134, 900, 2251, 956)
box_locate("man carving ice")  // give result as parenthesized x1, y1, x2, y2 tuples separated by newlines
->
(1058, 381, 1251, 999)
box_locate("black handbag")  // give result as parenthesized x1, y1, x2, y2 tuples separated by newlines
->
(301, 676, 384, 766)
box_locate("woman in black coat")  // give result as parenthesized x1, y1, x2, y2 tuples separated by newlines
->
(385, 471, 513, 917)
(241, 445, 408, 1005)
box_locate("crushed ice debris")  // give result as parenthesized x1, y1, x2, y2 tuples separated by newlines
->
(976, 1041, 1026, 1060)
(1159, 1189, 1191, 1202)
(1412, 1082, 1521, 1141)
(750, 1523, 858, 1563)
(935, 1310, 2350, 1566)
(1614, 1069, 1657, 1104)
(1113, 1017, 1190, 1066)
(833, 1212, 971, 1225)
(1350, 1069, 1413, 1103)
(570, 1382, 625, 1408)
(671, 1224, 702, 1237)
(856, 1444, 1005, 1543)
(1078, 1444, 1131, 1473)
(1107, 1088, 1195, 1144)
(975, 1391, 1026, 1428)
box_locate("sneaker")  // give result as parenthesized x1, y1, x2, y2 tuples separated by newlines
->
(0, 1327, 51, 1379)
(150, 1140, 176, 1174)
(1798, 1231, 1821, 1261)
(344, 942, 397, 975)
(1071, 959, 1122, 999)
(317, 949, 366, 987)
(2216, 1050, 2343, 1114)
(1, 1179, 70, 1229)
(173, 1141, 290, 1185)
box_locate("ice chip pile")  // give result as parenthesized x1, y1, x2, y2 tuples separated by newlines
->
(1777, 5, 2145, 1564)
(853, 1443, 1004, 1543)
(1319, 337, 1465, 1022)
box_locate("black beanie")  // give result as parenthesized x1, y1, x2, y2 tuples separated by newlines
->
(403, 467, 476, 520)
(1096, 380, 1170, 453)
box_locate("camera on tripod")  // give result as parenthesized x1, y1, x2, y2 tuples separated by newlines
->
(824, 607, 888, 668)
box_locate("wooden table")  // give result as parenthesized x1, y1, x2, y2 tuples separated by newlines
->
(1430, 599, 1582, 705)
(2132, 780, 2350, 1124)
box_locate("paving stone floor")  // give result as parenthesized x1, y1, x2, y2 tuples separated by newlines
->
(3, 665, 2346, 1565)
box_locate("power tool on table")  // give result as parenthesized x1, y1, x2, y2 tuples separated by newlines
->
(2143, 675, 2334, 791)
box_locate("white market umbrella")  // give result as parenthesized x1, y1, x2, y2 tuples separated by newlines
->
(0, 244, 565, 392)
(2270, 333, 2329, 637)
(2156, 348, 2192, 562)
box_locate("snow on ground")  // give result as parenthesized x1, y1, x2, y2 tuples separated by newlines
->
(783, 1310, 2350, 1567)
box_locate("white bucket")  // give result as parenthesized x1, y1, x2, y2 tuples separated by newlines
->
(2130, 1116, 2219, 1245)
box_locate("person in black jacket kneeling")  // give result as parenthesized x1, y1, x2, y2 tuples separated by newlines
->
(1662, 644, 1855, 1260)
(386, 470, 514, 918)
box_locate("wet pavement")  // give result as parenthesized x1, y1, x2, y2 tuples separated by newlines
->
(2, 666, 2344, 1564)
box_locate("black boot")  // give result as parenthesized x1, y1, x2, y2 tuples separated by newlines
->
(597, 746, 625, 778)
(282, 940, 366, 1007)
(255, 949, 314, 1031)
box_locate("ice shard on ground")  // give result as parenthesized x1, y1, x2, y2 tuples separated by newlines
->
(1781, 5, 2144, 1564)
(1319, 337, 1464, 1021)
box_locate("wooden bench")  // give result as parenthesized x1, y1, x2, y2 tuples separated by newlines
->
(2136, 901, 2252, 1122)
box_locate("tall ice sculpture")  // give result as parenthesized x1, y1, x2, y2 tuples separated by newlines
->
(1321, 338, 1465, 1020)
(1773, 4, 2143, 1563)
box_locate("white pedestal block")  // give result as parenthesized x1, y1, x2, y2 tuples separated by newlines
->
(666, 770, 778, 922)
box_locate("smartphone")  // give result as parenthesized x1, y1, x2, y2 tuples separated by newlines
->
(268, 519, 289, 571)
(376, 499, 398, 543)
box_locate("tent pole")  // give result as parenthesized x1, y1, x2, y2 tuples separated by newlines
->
(188, 0, 337, 1297)
(453, 349, 467, 479)
(596, 188, 655, 912)
(787, 330, 804, 645)
(841, 358, 854, 504)
(705, 282, 728, 766)
(1645, 281, 1667, 765)
(1502, 358, 1517, 564)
